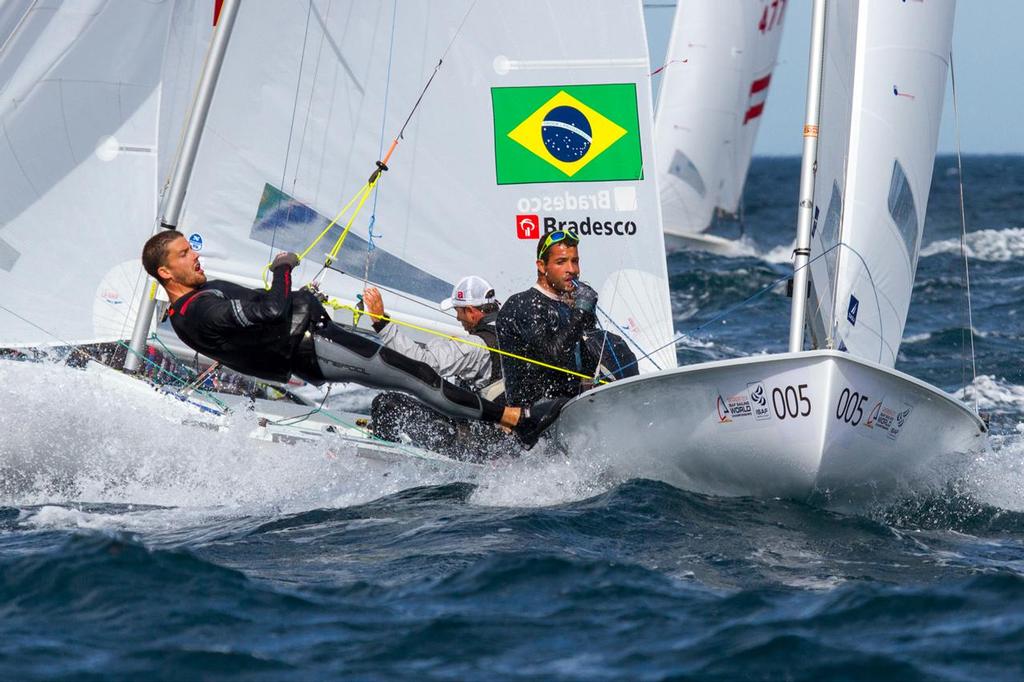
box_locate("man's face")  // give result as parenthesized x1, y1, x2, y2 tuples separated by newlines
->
(157, 236, 206, 288)
(537, 243, 580, 295)
(455, 305, 483, 333)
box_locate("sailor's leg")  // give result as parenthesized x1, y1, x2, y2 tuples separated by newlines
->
(311, 323, 505, 423)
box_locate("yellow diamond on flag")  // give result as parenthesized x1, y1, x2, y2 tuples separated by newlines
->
(507, 90, 627, 177)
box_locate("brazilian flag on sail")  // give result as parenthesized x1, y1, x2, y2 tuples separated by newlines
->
(491, 84, 643, 185)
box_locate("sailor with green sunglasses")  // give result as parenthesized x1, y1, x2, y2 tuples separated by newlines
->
(496, 229, 601, 435)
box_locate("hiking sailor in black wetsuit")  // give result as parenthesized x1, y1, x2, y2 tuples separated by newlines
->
(140, 230, 561, 446)
(362, 276, 515, 459)
(497, 229, 638, 423)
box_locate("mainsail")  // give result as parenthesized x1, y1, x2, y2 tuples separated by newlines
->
(806, 0, 954, 366)
(653, 0, 786, 237)
(178, 0, 676, 371)
(0, 0, 211, 347)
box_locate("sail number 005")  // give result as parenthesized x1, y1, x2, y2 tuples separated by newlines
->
(772, 384, 811, 419)
(835, 387, 870, 426)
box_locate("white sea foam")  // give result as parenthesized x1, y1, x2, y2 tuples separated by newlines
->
(921, 227, 1024, 261)
(956, 375, 1024, 413)
(0, 358, 627, 528)
(902, 332, 932, 344)
(760, 241, 796, 264)
(960, 432, 1024, 513)
(0, 360, 461, 518)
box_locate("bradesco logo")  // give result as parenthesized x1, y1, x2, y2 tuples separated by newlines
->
(516, 215, 540, 239)
(515, 214, 637, 239)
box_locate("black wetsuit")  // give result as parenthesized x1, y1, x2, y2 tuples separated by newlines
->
(496, 286, 598, 407)
(167, 263, 505, 424)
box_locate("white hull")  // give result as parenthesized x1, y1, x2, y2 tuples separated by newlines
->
(552, 350, 986, 503)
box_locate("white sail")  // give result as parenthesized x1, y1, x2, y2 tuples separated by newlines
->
(653, 0, 786, 236)
(806, 0, 954, 366)
(0, 0, 187, 347)
(179, 0, 676, 371)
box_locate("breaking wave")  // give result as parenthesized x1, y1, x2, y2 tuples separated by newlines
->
(921, 227, 1024, 261)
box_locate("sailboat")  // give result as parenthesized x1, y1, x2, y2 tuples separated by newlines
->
(1, 1, 676, 461)
(552, 0, 986, 502)
(653, 0, 786, 253)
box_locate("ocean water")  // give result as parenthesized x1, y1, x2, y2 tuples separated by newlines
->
(2, 156, 1023, 681)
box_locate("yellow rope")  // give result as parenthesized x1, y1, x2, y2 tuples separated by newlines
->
(255, 160, 602, 385)
(323, 299, 606, 385)
(261, 179, 377, 288)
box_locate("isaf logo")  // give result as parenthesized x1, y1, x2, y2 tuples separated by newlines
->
(747, 381, 772, 421)
(516, 214, 539, 239)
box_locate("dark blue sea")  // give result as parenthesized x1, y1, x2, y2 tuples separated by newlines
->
(2, 156, 1023, 680)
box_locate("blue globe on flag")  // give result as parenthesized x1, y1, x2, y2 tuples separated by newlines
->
(541, 105, 592, 162)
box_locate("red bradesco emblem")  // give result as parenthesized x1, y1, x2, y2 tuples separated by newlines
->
(516, 214, 539, 239)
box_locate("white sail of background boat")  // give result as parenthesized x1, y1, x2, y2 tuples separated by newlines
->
(653, 0, 786, 253)
(553, 0, 985, 504)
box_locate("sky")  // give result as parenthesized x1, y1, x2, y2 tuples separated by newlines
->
(643, 0, 1024, 156)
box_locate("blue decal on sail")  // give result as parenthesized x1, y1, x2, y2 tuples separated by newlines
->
(188, 233, 204, 251)
(251, 184, 452, 303)
(847, 295, 859, 325)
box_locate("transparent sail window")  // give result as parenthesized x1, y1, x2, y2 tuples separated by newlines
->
(887, 159, 919, 264)
(668, 149, 706, 198)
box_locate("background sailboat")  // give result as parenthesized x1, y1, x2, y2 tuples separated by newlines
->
(552, 0, 985, 504)
(653, 0, 786, 253)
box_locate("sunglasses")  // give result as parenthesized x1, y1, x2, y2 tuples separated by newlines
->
(536, 229, 580, 259)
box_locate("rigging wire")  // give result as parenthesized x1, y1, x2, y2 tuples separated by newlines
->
(272, 0, 481, 291)
(612, 244, 845, 376)
(364, 0, 400, 285)
(271, 0, 317, 259)
(949, 50, 979, 411)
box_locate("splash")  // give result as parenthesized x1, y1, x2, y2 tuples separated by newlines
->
(921, 227, 1024, 262)
(0, 359, 625, 523)
(0, 360, 466, 514)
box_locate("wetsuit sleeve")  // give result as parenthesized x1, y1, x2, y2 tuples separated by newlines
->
(191, 264, 294, 332)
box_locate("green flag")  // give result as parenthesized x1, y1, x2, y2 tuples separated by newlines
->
(491, 83, 643, 185)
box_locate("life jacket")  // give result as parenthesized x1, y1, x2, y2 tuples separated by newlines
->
(470, 312, 505, 401)
(469, 312, 502, 383)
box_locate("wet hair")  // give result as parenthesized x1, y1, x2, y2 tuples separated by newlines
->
(142, 229, 185, 284)
(536, 229, 580, 263)
(477, 302, 500, 315)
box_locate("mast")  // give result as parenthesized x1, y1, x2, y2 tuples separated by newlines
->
(124, 0, 241, 372)
(787, 0, 828, 352)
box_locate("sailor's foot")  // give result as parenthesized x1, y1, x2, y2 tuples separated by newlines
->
(514, 397, 568, 449)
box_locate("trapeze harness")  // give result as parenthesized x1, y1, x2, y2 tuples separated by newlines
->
(166, 263, 504, 424)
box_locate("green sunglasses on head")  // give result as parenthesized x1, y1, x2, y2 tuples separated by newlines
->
(536, 229, 580, 259)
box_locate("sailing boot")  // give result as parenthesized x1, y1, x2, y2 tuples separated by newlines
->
(514, 397, 569, 449)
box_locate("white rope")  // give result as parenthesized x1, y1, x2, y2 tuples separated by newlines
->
(950, 50, 979, 412)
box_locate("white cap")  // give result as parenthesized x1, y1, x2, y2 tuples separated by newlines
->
(440, 275, 498, 310)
